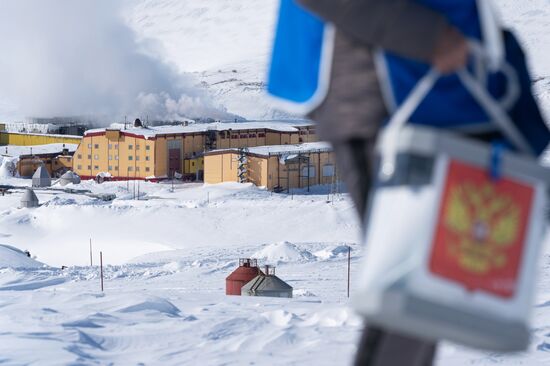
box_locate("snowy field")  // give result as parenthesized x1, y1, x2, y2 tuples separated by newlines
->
(0, 178, 548, 365)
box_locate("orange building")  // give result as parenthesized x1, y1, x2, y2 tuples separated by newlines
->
(72, 121, 316, 181)
(204, 142, 337, 191)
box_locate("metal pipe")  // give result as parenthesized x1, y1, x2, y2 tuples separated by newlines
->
(100, 251, 104, 292)
(347, 246, 351, 298)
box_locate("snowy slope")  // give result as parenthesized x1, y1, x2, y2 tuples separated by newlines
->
(1, 0, 548, 122)
(0, 178, 547, 365)
(126, 0, 281, 120)
(126, 0, 277, 73)
(0, 244, 46, 269)
(125, 0, 550, 121)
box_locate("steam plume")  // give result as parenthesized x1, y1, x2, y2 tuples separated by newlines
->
(0, 0, 233, 123)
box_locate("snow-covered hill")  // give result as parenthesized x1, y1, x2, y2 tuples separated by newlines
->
(0, 0, 548, 122)
(126, 0, 550, 121)
(126, 0, 284, 120)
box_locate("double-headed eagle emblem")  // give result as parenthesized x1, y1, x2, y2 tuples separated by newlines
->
(444, 182, 521, 274)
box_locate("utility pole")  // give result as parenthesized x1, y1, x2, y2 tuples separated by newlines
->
(347, 246, 351, 298)
(100, 251, 104, 292)
(89, 239, 93, 267)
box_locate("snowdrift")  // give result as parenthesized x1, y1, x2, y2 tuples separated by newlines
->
(252, 241, 315, 264)
(0, 244, 46, 269)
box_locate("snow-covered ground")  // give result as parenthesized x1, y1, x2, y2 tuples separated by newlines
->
(0, 178, 548, 365)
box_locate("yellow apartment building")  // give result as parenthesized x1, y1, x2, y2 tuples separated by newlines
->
(204, 142, 337, 191)
(72, 121, 316, 181)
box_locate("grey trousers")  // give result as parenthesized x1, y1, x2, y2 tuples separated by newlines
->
(332, 139, 437, 366)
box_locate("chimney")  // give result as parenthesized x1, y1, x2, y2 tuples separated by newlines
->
(264, 265, 275, 276)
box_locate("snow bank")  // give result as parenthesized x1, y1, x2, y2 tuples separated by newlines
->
(0, 157, 17, 178)
(0, 244, 46, 269)
(252, 241, 315, 264)
(314, 245, 351, 261)
(118, 297, 181, 317)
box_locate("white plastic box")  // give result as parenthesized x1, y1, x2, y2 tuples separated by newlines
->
(353, 125, 549, 351)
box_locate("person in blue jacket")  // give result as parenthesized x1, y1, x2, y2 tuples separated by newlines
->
(294, 1, 469, 365)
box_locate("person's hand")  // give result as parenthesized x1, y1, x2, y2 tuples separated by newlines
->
(432, 26, 469, 74)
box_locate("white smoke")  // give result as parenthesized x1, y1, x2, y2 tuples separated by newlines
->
(0, 0, 234, 123)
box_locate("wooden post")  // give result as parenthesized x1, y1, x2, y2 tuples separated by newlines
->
(347, 246, 351, 298)
(100, 251, 104, 292)
(89, 239, 93, 267)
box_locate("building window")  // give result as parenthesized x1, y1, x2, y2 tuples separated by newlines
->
(240, 134, 247, 138)
(115, 166, 119, 171)
(94, 155, 99, 160)
(231, 134, 238, 139)
(77, 154, 82, 159)
(167, 140, 180, 149)
(94, 165, 99, 170)
(77, 165, 82, 170)
(87, 154, 92, 159)
(108, 155, 112, 160)
(136, 156, 140, 161)
(128, 144, 133, 150)
(115, 155, 119, 160)
(136, 167, 140, 172)
(114, 144, 118, 149)
(108, 144, 112, 149)
(258, 133, 265, 138)
(94, 144, 99, 149)
(145, 167, 150, 172)
(145, 145, 150, 151)
(128, 167, 133, 172)
(145, 156, 150, 161)
(250, 134, 257, 138)
(108, 166, 113, 171)
(87, 165, 91, 170)
(302, 165, 316, 177)
(87, 144, 92, 149)
(323, 164, 335, 177)
(129, 156, 133, 161)
(136, 145, 140, 150)
(219, 132, 226, 139)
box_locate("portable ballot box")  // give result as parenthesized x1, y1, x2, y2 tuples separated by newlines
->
(353, 126, 550, 351)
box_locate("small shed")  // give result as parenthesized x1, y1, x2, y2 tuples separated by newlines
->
(59, 170, 81, 186)
(32, 165, 51, 187)
(21, 188, 39, 208)
(241, 266, 293, 298)
(226, 258, 263, 296)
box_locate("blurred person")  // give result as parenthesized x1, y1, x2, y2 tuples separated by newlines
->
(294, 1, 470, 365)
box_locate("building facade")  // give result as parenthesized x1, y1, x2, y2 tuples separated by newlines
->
(72, 121, 316, 181)
(0, 131, 82, 146)
(204, 142, 337, 191)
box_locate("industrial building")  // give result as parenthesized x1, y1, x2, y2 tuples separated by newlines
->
(21, 188, 39, 208)
(204, 142, 337, 191)
(241, 266, 293, 298)
(32, 166, 51, 188)
(0, 131, 82, 146)
(72, 120, 316, 181)
(14, 145, 77, 178)
(226, 258, 264, 296)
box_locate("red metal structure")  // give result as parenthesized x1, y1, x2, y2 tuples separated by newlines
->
(226, 258, 263, 295)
